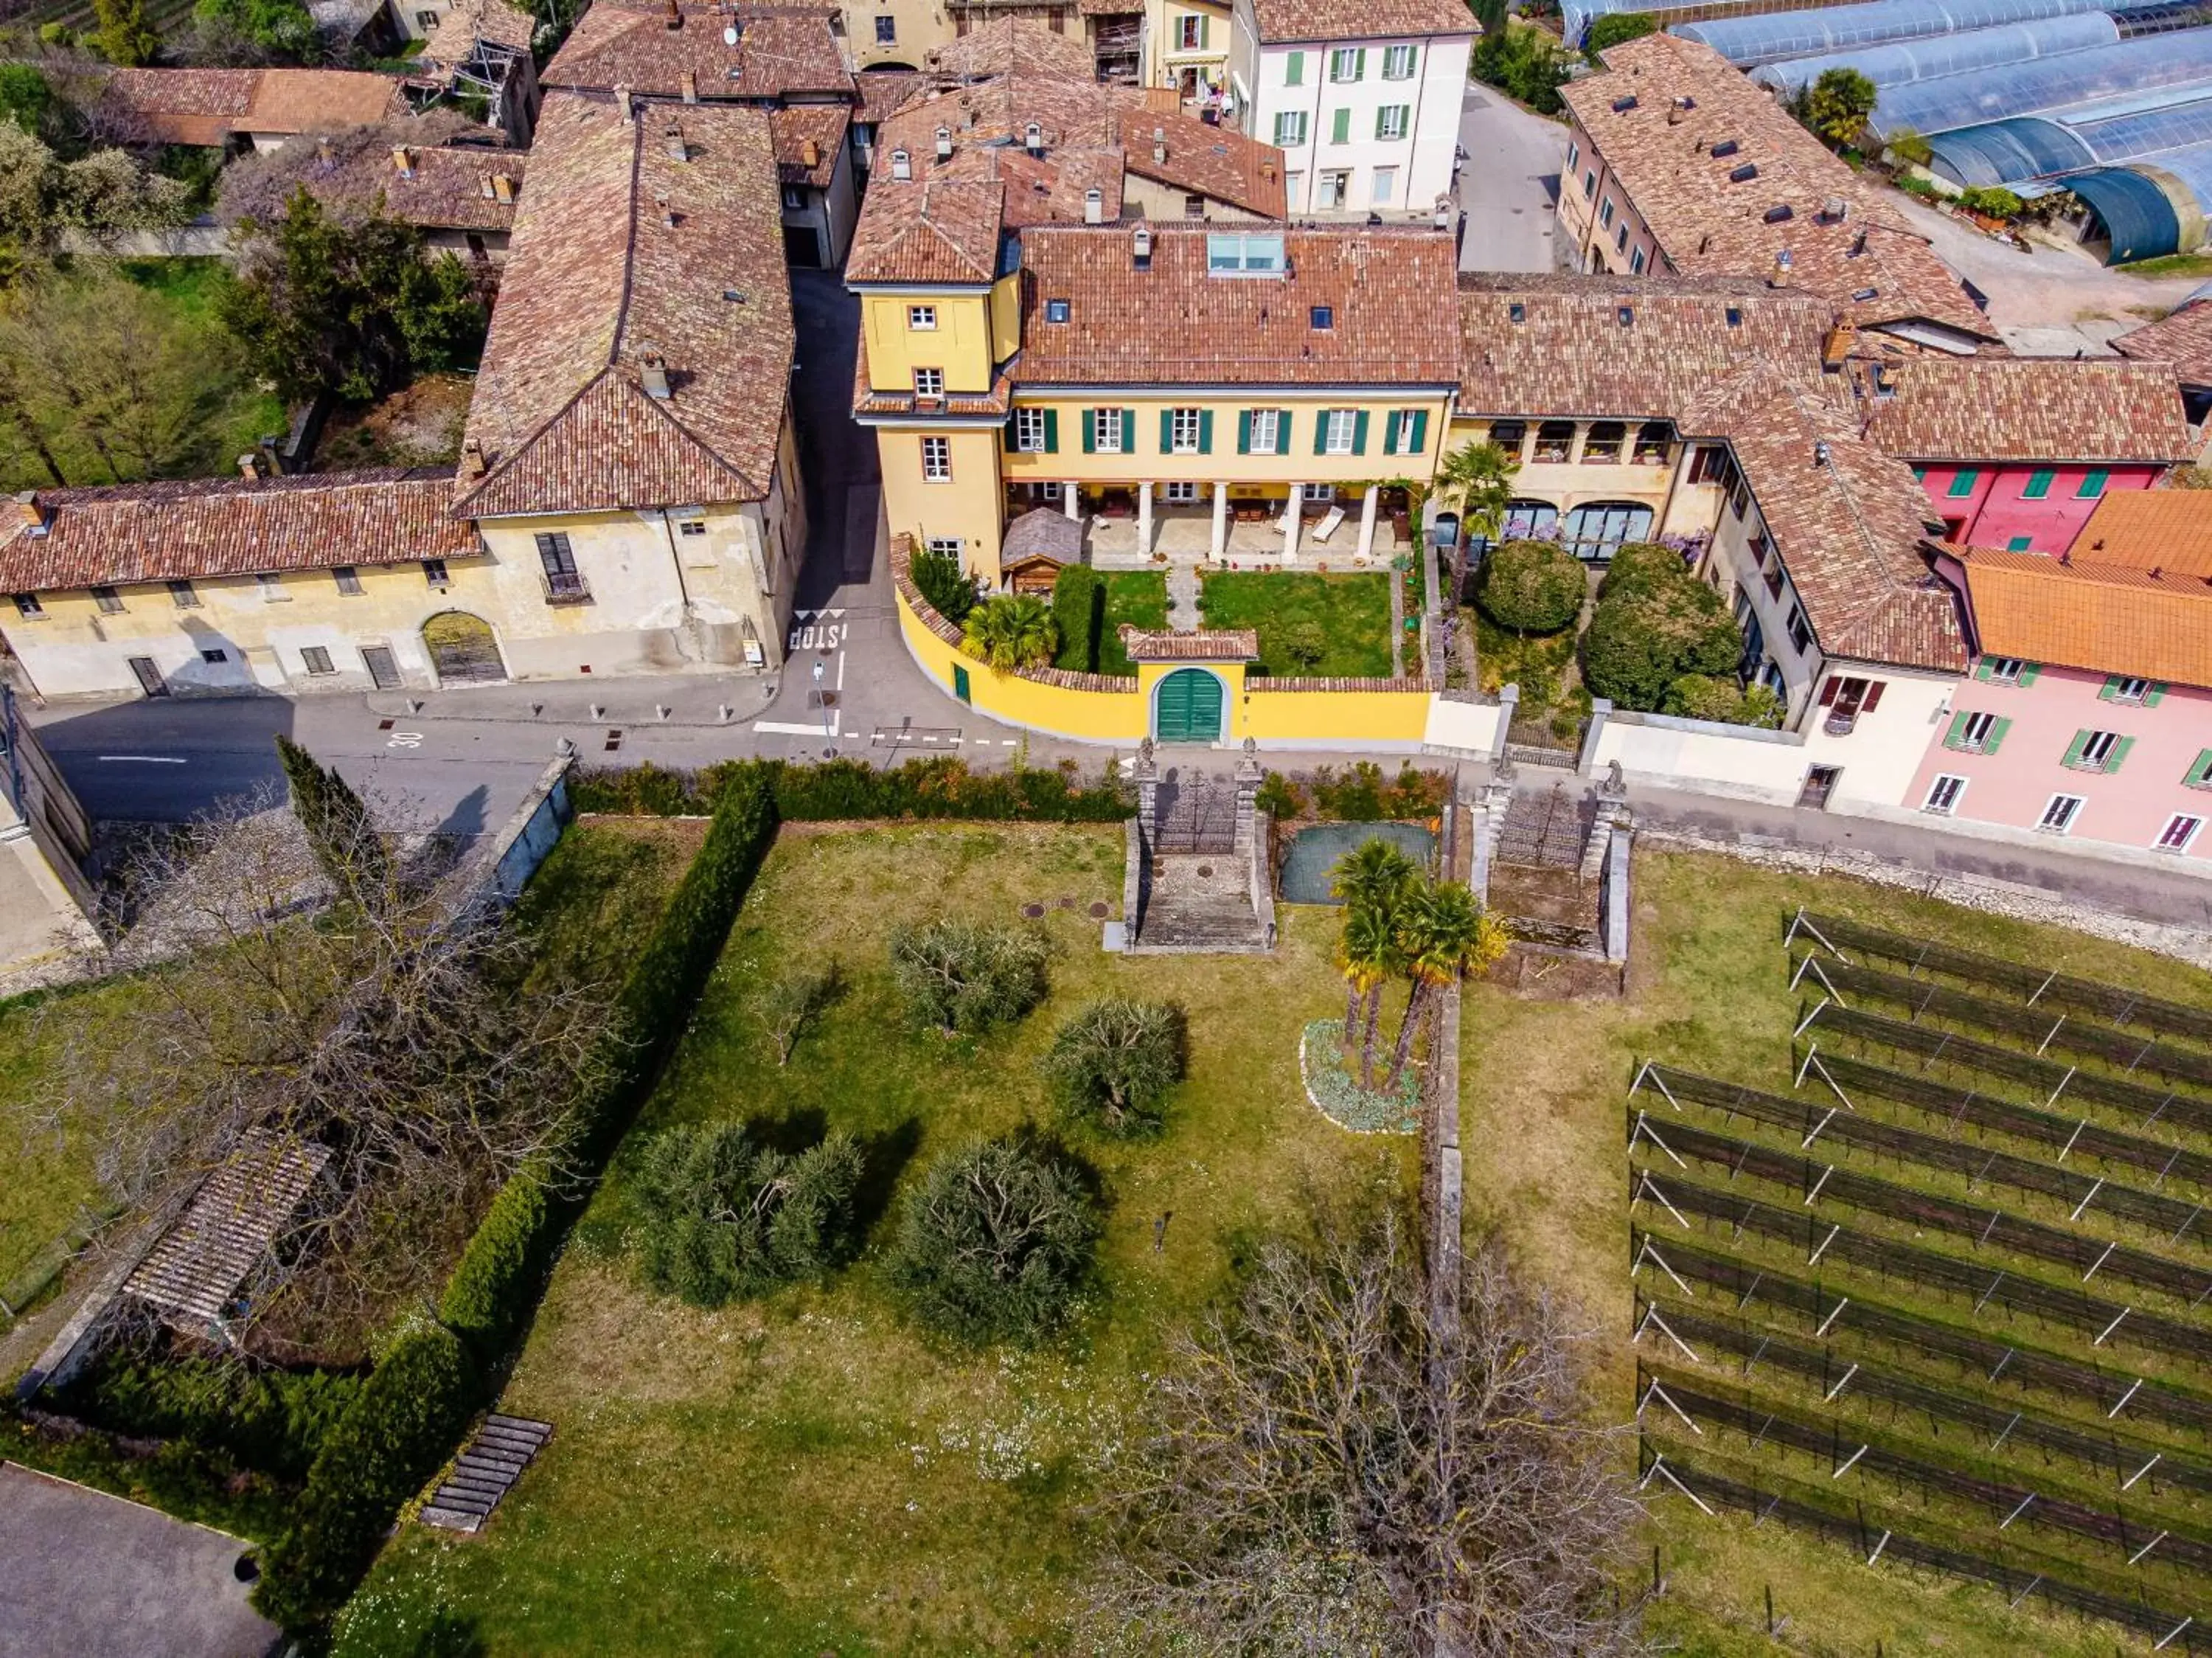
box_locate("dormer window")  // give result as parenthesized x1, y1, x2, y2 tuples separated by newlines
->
(1616, 306, 1633, 327)
(890, 147, 911, 180)
(1046, 297, 1071, 323)
(1711, 139, 1739, 159)
(1206, 231, 1282, 274)
(1764, 204, 1792, 223)
(1310, 305, 1333, 329)
(1728, 163, 1757, 183)
(1509, 302, 1526, 323)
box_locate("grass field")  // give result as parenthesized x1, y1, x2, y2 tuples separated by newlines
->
(1051, 571, 1167, 677)
(336, 822, 1401, 1655)
(1197, 569, 1392, 677)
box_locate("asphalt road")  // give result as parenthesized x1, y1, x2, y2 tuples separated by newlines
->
(1456, 83, 1568, 274)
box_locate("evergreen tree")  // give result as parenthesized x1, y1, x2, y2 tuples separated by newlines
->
(276, 735, 385, 895)
(92, 0, 161, 66)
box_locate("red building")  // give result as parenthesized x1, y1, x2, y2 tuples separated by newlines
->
(1861, 356, 2192, 554)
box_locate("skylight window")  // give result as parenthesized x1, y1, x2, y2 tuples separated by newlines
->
(1207, 232, 1284, 274)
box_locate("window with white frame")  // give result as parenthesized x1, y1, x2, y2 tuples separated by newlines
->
(1382, 43, 1417, 78)
(908, 304, 936, 330)
(2158, 814, 2204, 852)
(1316, 170, 1349, 209)
(1303, 482, 1337, 503)
(2039, 793, 2085, 833)
(925, 536, 964, 561)
(1923, 774, 1967, 815)
(1093, 408, 1124, 453)
(1015, 408, 1047, 451)
(1329, 46, 1363, 81)
(1566, 139, 1579, 172)
(1371, 165, 1397, 205)
(1323, 409, 1356, 454)
(914, 367, 943, 398)
(1164, 481, 1199, 504)
(2111, 676, 2152, 703)
(302, 646, 335, 676)
(1273, 111, 1307, 147)
(1177, 15, 1202, 48)
(1987, 656, 2025, 684)
(1170, 407, 1202, 453)
(1955, 710, 1999, 751)
(258, 572, 290, 603)
(1249, 408, 1281, 454)
(874, 14, 895, 41)
(1375, 105, 1409, 140)
(921, 436, 951, 481)
(2070, 729, 2123, 770)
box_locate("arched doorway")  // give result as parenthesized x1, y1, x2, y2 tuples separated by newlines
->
(1153, 668, 1223, 743)
(1562, 501, 1655, 563)
(422, 611, 506, 685)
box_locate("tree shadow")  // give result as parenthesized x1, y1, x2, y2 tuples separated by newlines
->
(743, 1105, 830, 1158)
(852, 1115, 923, 1238)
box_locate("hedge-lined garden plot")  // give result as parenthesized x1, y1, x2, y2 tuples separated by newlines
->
(1630, 920, 2212, 1650)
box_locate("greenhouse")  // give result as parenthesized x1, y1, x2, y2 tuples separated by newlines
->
(1667, 0, 2153, 66)
(1750, 13, 2120, 94)
(2063, 153, 2212, 259)
(1870, 30, 2212, 137)
(1927, 89, 2212, 183)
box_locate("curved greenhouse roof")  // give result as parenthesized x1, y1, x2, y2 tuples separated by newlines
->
(1751, 13, 2118, 94)
(1872, 31, 2212, 136)
(1929, 91, 2212, 182)
(1669, 0, 2149, 67)
(2064, 163, 2191, 260)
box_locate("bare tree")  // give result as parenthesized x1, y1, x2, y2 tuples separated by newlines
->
(1088, 1197, 1646, 1657)
(20, 786, 618, 1354)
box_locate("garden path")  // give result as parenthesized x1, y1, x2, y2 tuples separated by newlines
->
(1166, 557, 1200, 633)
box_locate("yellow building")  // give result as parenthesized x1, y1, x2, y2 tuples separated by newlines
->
(850, 201, 1461, 584)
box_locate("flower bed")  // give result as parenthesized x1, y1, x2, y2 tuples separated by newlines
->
(1297, 1018, 1421, 1134)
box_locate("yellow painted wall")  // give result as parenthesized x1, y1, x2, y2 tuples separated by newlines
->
(899, 589, 1147, 738)
(860, 291, 997, 394)
(1004, 393, 1451, 487)
(1244, 684, 1430, 743)
(838, 0, 948, 67)
(990, 274, 1021, 366)
(877, 423, 1009, 580)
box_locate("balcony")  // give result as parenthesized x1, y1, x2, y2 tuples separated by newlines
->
(1823, 710, 1858, 737)
(540, 571, 592, 606)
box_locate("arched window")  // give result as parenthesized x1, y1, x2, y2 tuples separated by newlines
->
(1562, 501, 1654, 562)
(1471, 499, 1557, 555)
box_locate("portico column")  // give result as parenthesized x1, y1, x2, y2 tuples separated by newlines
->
(1137, 480, 1153, 555)
(1356, 485, 1379, 561)
(1283, 487, 1302, 563)
(1064, 480, 1080, 519)
(1211, 482, 1228, 561)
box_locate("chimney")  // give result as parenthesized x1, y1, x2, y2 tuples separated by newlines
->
(480, 171, 496, 199)
(1152, 125, 1166, 165)
(801, 136, 821, 168)
(935, 123, 952, 159)
(663, 0, 681, 27)
(1821, 321, 1857, 369)
(391, 145, 415, 178)
(1769, 247, 1792, 285)
(664, 121, 689, 162)
(891, 147, 911, 180)
(316, 135, 333, 164)
(461, 438, 487, 479)
(640, 350, 672, 399)
(491, 172, 515, 204)
(681, 69, 698, 102)
(1025, 119, 1043, 158)
(1133, 223, 1152, 268)
(238, 451, 264, 481)
(1084, 185, 1103, 223)
(15, 490, 46, 535)
(616, 83, 633, 121)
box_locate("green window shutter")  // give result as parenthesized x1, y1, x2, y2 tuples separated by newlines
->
(1198, 409, 1214, 454)
(1354, 47, 1366, 77)
(1161, 409, 1175, 451)
(1121, 408, 1135, 450)
(2023, 468, 2054, 499)
(1197, 13, 1208, 46)
(1332, 108, 1349, 145)
(1352, 409, 1369, 456)
(1944, 711, 1972, 749)
(1374, 107, 1389, 139)
(1983, 717, 2011, 755)
(2186, 749, 2212, 786)
(1285, 50, 1302, 85)
(1314, 411, 1330, 456)
(2017, 662, 2040, 687)
(2078, 468, 2110, 498)
(2106, 735, 2135, 774)
(1278, 409, 1293, 453)
(2098, 674, 2121, 701)
(1043, 409, 1059, 454)
(1237, 410, 1252, 454)
(1946, 468, 1978, 498)
(2146, 682, 2167, 707)
(1002, 417, 1018, 453)
(1082, 409, 1095, 454)
(1409, 409, 1429, 455)
(2063, 729, 2090, 766)
(1974, 659, 1993, 681)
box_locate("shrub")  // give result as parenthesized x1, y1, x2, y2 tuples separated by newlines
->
(1584, 10, 1654, 57)
(1051, 565, 1105, 673)
(635, 1123, 864, 1305)
(891, 1137, 1101, 1344)
(436, 1165, 551, 1359)
(1472, 22, 1568, 114)
(961, 593, 1059, 670)
(1276, 620, 1328, 672)
(889, 919, 1049, 1034)
(1043, 998, 1188, 1135)
(1254, 772, 1305, 820)
(1661, 674, 1786, 729)
(1582, 574, 1741, 712)
(1596, 540, 1691, 600)
(1313, 760, 1386, 821)
(1799, 66, 1876, 149)
(568, 757, 1133, 824)
(911, 544, 975, 624)
(1958, 184, 2023, 221)
(63, 1353, 364, 1483)
(1477, 538, 1585, 634)
(757, 961, 842, 1065)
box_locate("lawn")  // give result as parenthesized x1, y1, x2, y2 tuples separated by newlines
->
(1459, 850, 2212, 1658)
(1053, 571, 1168, 677)
(1197, 569, 1393, 677)
(336, 822, 1402, 1656)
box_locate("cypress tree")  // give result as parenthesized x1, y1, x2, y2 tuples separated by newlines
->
(276, 735, 384, 895)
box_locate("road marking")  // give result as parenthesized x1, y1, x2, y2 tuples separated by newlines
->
(787, 622, 846, 651)
(386, 732, 425, 749)
(754, 715, 841, 737)
(1001, 739, 1017, 746)
(97, 754, 187, 763)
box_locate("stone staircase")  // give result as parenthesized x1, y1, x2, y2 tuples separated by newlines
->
(1127, 742, 1273, 953)
(420, 1415, 554, 1533)
(1135, 851, 1270, 951)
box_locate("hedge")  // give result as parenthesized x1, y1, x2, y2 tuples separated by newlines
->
(1051, 565, 1105, 674)
(253, 767, 783, 1633)
(569, 755, 1130, 825)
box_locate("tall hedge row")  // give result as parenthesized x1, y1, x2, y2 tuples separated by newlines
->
(569, 755, 1130, 825)
(251, 767, 782, 1634)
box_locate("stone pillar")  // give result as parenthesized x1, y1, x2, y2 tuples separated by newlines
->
(1064, 481, 1080, 519)
(1355, 485, 1379, 562)
(1133, 737, 1158, 842)
(1491, 682, 1518, 768)
(1232, 736, 1262, 854)
(1211, 482, 1228, 561)
(1136, 481, 1153, 556)
(1575, 696, 1613, 776)
(1283, 488, 1302, 563)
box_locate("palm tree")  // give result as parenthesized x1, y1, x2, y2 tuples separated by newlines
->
(1433, 439, 1518, 608)
(1335, 901, 1399, 1088)
(1382, 882, 1508, 1091)
(1329, 836, 1417, 913)
(961, 594, 1059, 670)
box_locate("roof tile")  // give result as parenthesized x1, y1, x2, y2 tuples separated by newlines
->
(543, 1, 851, 100)
(1952, 543, 2212, 686)
(846, 179, 1006, 285)
(2113, 294, 2212, 389)
(1246, 0, 1472, 45)
(1862, 355, 2194, 464)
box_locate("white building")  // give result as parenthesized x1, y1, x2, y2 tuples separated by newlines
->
(1225, 0, 1472, 218)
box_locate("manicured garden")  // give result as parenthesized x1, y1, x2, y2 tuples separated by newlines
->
(1197, 569, 1393, 677)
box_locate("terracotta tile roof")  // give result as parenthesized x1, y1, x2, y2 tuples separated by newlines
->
(455, 91, 793, 516)
(543, 1, 852, 101)
(846, 179, 1007, 285)
(1116, 91, 1287, 218)
(1860, 356, 2194, 464)
(1454, 272, 1835, 417)
(1951, 543, 2212, 687)
(1015, 223, 1459, 385)
(2114, 296, 2212, 389)
(417, 0, 536, 71)
(296, 141, 526, 232)
(1247, 0, 1473, 44)
(852, 335, 1015, 415)
(2069, 490, 2212, 580)
(928, 17, 1094, 80)
(1685, 365, 1964, 672)
(0, 470, 475, 592)
(1563, 35, 1991, 343)
(1078, 0, 1144, 14)
(95, 67, 404, 146)
(1118, 625, 1259, 661)
(1001, 505, 1083, 562)
(854, 69, 923, 125)
(771, 103, 847, 187)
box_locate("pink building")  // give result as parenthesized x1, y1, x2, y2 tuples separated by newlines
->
(1863, 356, 2192, 555)
(1915, 501, 2212, 861)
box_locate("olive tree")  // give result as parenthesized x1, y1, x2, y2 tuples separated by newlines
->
(891, 1136, 1100, 1344)
(635, 1123, 864, 1305)
(1041, 997, 1187, 1135)
(889, 920, 1049, 1035)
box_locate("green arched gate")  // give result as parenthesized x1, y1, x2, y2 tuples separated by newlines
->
(1153, 668, 1223, 743)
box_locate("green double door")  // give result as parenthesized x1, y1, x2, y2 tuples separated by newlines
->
(1154, 669, 1223, 743)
